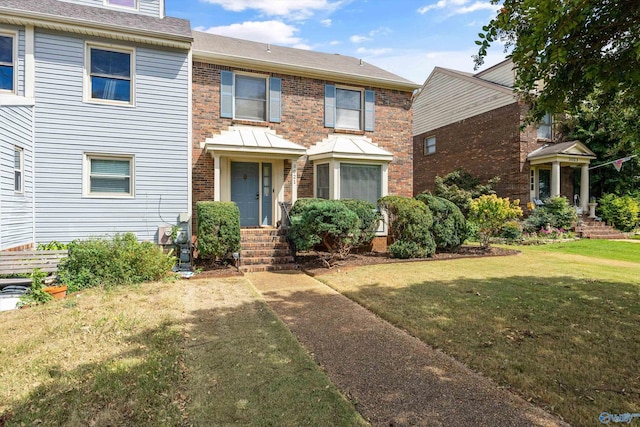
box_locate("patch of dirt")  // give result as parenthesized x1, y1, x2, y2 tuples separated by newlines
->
(191, 258, 243, 279)
(299, 245, 520, 276)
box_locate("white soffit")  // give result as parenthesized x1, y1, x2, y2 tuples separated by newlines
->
(308, 134, 393, 162)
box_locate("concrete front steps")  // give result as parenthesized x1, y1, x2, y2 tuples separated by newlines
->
(575, 217, 628, 239)
(239, 228, 296, 273)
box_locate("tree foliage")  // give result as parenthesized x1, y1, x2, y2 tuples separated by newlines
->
(468, 194, 523, 248)
(434, 169, 500, 216)
(475, 0, 640, 124)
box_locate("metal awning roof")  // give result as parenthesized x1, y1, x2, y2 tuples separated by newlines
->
(307, 135, 393, 162)
(202, 126, 307, 159)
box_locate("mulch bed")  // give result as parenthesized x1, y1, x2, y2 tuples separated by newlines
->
(191, 258, 243, 279)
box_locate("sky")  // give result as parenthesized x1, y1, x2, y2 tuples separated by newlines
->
(165, 0, 509, 85)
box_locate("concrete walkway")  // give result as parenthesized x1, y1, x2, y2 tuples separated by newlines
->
(248, 271, 569, 427)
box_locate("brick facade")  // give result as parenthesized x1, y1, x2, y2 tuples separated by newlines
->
(193, 61, 414, 226)
(413, 102, 577, 209)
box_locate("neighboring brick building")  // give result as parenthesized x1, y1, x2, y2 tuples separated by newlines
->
(192, 32, 418, 233)
(412, 59, 596, 213)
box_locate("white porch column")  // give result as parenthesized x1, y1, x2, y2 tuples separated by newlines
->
(291, 159, 298, 204)
(551, 161, 561, 198)
(580, 164, 589, 211)
(213, 154, 221, 201)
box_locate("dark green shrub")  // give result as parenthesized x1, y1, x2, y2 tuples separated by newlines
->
(58, 233, 175, 292)
(598, 194, 639, 232)
(501, 220, 524, 242)
(196, 202, 241, 259)
(415, 193, 467, 252)
(434, 169, 500, 215)
(379, 196, 435, 258)
(524, 197, 578, 232)
(289, 198, 325, 217)
(288, 200, 360, 266)
(341, 199, 381, 247)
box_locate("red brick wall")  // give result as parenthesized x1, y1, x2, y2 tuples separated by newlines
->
(193, 62, 414, 218)
(412, 102, 556, 207)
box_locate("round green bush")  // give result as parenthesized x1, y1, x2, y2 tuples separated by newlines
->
(598, 194, 639, 232)
(379, 196, 436, 258)
(341, 199, 381, 248)
(415, 193, 467, 252)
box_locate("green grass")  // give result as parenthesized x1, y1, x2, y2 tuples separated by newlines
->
(317, 240, 640, 427)
(0, 278, 365, 426)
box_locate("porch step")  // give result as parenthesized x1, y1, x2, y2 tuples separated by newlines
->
(575, 217, 629, 239)
(240, 228, 296, 273)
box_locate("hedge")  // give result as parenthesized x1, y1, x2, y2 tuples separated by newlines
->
(196, 201, 241, 260)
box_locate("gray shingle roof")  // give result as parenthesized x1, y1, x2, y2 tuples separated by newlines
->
(0, 0, 192, 41)
(193, 31, 418, 91)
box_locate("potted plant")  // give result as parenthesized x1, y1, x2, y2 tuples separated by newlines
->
(18, 269, 53, 307)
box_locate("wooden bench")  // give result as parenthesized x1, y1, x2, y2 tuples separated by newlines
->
(0, 250, 68, 288)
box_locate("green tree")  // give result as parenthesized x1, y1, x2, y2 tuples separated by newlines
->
(475, 1, 640, 126)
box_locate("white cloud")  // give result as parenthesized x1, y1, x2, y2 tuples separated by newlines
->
(417, 0, 497, 16)
(320, 19, 332, 27)
(200, 0, 344, 20)
(417, 0, 467, 14)
(329, 40, 342, 46)
(453, 2, 500, 14)
(350, 35, 371, 43)
(356, 47, 393, 56)
(198, 21, 305, 46)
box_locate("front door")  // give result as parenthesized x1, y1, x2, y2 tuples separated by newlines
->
(231, 162, 260, 226)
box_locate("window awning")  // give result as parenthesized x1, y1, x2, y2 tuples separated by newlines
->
(528, 140, 596, 166)
(202, 126, 307, 159)
(307, 134, 393, 162)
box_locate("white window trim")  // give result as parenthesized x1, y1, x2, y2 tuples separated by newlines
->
(14, 146, 23, 194)
(233, 71, 269, 122)
(314, 162, 331, 199)
(0, 30, 18, 95)
(424, 135, 436, 156)
(537, 113, 553, 141)
(84, 42, 135, 107)
(83, 153, 135, 198)
(103, 0, 139, 11)
(335, 85, 364, 131)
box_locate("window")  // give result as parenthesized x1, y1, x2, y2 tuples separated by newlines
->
(235, 75, 267, 121)
(316, 163, 330, 199)
(220, 71, 281, 122)
(340, 164, 381, 205)
(105, 0, 137, 8)
(538, 169, 550, 199)
(424, 136, 436, 155)
(14, 146, 23, 193)
(86, 155, 134, 196)
(87, 45, 133, 104)
(0, 34, 15, 93)
(537, 113, 553, 140)
(325, 85, 375, 131)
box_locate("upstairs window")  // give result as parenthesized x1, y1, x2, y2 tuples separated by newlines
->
(14, 146, 23, 193)
(220, 71, 281, 122)
(325, 85, 374, 131)
(537, 113, 553, 140)
(105, 0, 137, 8)
(424, 136, 436, 155)
(0, 34, 15, 93)
(87, 45, 133, 104)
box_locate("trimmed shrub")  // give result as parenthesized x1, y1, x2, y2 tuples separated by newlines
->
(415, 193, 467, 252)
(598, 194, 640, 232)
(287, 199, 360, 266)
(501, 220, 524, 243)
(434, 169, 500, 215)
(196, 201, 241, 260)
(379, 196, 436, 259)
(341, 199, 381, 247)
(57, 233, 176, 292)
(289, 198, 325, 217)
(469, 194, 523, 248)
(523, 197, 578, 232)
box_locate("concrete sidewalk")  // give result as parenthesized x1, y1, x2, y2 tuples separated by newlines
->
(248, 271, 568, 427)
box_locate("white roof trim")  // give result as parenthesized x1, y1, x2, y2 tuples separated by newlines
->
(202, 125, 307, 158)
(307, 134, 393, 162)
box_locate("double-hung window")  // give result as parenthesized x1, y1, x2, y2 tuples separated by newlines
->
(424, 136, 436, 155)
(537, 113, 553, 140)
(220, 70, 282, 122)
(325, 85, 375, 131)
(85, 154, 134, 197)
(0, 34, 15, 93)
(87, 45, 133, 104)
(105, 0, 137, 8)
(14, 146, 23, 193)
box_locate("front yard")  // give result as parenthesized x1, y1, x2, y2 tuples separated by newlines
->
(317, 240, 640, 426)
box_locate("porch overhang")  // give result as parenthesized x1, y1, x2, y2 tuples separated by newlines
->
(528, 140, 596, 166)
(307, 134, 394, 162)
(202, 126, 307, 160)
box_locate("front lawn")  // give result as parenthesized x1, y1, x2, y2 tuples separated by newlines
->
(318, 240, 640, 426)
(0, 278, 365, 426)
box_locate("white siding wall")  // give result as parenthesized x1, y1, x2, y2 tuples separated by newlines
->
(475, 60, 515, 88)
(57, 0, 162, 18)
(33, 30, 189, 243)
(413, 70, 516, 136)
(0, 106, 34, 250)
